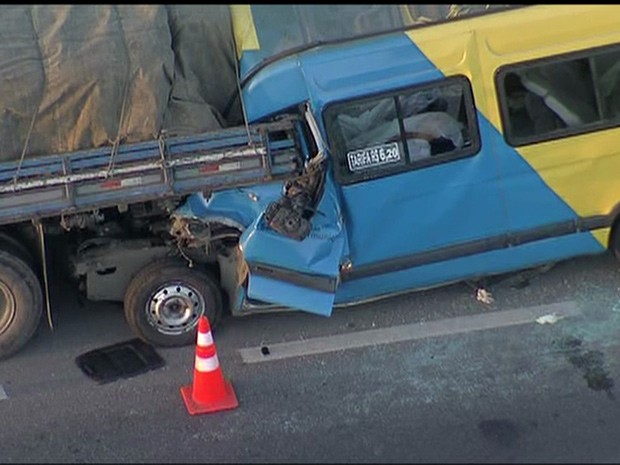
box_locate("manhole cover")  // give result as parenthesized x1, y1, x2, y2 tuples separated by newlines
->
(75, 338, 165, 384)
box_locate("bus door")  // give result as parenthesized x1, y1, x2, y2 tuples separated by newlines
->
(321, 74, 510, 303)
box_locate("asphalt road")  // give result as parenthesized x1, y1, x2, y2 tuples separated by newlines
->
(2, 252, 620, 463)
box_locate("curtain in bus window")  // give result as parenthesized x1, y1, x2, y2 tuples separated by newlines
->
(337, 98, 398, 150)
(518, 60, 598, 127)
(592, 50, 620, 120)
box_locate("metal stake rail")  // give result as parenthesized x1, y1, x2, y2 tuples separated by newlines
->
(0, 117, 304, 226)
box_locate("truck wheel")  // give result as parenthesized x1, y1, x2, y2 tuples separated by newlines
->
(0, 231, 34, 266)
(123, 259, 223, 347)
(0, 250, 43, 360)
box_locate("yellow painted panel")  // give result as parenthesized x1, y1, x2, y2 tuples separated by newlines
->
(518, 132, 620, 218)
(403, 5, 620, 248)
(230, 5, 260, 59)
(482, 6, 620, 57)
(405, 28, 495, 116)
(406, 5, 620, 132)
(591, 228, 610, 248)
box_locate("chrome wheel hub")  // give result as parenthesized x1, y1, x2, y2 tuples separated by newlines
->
(147, 283, 205, 336)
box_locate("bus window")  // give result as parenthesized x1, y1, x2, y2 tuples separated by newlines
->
(593, 49, 620, 120)
(324, 76, 480, 185)
(498, 45, 620, 146)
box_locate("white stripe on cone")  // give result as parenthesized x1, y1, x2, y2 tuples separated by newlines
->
(197, 330, 214, 347)
(195, 353, 220, 372)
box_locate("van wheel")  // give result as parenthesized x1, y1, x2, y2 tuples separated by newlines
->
(123, 259, 223, 347)
(611, 221, 620, 262)
(0, 250, 43, 360)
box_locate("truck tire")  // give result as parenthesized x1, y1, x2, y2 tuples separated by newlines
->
(0, 250, 43, 360)
(123, 258, 223, 347)
(0, 231, 35, 267)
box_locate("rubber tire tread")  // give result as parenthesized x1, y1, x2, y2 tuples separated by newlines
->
(123, 258, 223, 347)
(0, 250, 43, 361)
(611, 221, 620, 261)
(0, 232, 35, 268)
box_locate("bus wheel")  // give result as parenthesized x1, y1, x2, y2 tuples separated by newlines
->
(611, 221, 620, 262)
(123, 259, 223, 347)
(0, 250, 43, 360)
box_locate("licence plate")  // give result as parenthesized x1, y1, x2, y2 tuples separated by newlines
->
(346, 142, 401, 172)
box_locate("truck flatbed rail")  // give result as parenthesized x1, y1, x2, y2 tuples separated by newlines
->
(0, 117, 304, 226)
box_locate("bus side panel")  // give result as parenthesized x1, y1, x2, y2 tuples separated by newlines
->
(412, 5, 620, 249)
(335, 231, 601, 304)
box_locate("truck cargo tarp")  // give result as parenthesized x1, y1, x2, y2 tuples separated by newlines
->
(0, 5, 241, 162)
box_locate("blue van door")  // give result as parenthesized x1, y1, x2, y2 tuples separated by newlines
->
(241, 74, 510, 313)
(239, 169, 348, 316)
(321, 75, 510, 304)
(239, 108, 349, 317)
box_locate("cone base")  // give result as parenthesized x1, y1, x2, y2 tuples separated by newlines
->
(180, 379, 239, 415)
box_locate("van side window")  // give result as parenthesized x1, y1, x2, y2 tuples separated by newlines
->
(324, 76, 480, 185)
(497, 46, 620, 146)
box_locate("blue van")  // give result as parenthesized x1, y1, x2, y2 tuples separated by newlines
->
(167, 4, 619, 321)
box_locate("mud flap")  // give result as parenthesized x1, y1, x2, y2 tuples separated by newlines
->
(239, 177, 348, 316)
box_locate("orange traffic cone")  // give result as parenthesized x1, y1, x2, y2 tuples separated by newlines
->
(180, 316, 239, 415)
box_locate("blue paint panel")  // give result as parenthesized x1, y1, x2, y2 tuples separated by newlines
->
(240, 171, 348, 313)
(174, 182, 284, 229)
(290, 36, 510, 267)
(240, 174, 347, 276)
(241, 212, 345, 277)
(490, 130, 581, 231)
(241, 34, 440, 123)
(300, 34, 443, 113)
(242, 28, 585, 242)
(336, 137, 504, 266)
(242, 56, 309, 122)
(335, 231, 604, 304)
(247, 274, 334, 316)
(238, 50, 263, 84)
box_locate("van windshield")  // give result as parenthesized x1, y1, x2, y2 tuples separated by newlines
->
(232, 4, 521, 80)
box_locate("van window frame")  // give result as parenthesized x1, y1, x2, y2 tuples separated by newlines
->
(496, 42, 620, 147)
(322, 74, 481, 186)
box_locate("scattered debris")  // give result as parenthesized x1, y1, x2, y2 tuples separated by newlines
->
(476, 288, 495, 304)
(535, 313, 564, 325)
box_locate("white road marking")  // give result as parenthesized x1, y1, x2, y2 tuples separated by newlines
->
(239, 301, 580, 364)
(0, 384, 8, 400)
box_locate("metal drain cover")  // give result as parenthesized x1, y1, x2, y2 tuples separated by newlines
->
(75, 338, 165, 384)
